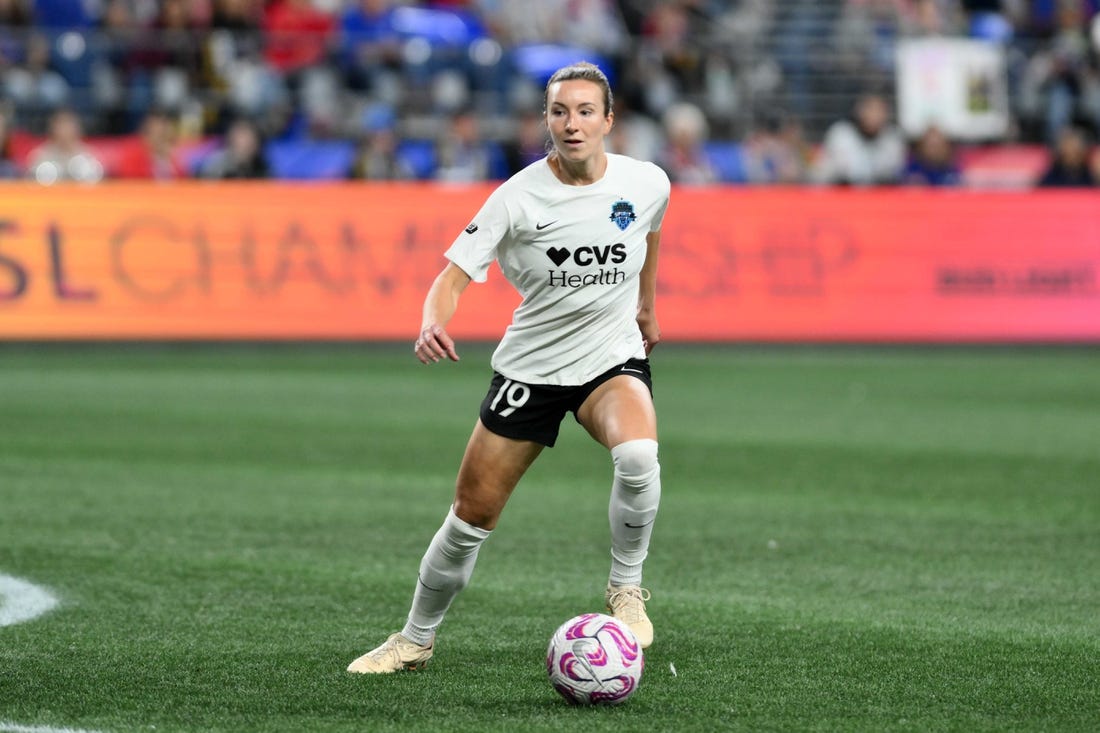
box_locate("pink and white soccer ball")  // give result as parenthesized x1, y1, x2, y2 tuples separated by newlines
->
(545, 612, 644, 705)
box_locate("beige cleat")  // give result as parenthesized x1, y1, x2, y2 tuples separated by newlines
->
(606, 584, 653, 649)
(346, 633, 434, 674)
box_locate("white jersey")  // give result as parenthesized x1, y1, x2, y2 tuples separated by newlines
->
(446, 153, 671, 386)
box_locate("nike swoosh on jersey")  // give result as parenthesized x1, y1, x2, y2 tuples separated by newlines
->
(535, 221, 558, 230)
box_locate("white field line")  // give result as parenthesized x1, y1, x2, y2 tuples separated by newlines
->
(0, 724, 107, 733)
(0, 574, 59, 628)
(0, 576, 109, 733)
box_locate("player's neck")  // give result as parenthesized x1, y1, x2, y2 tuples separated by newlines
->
(549, 151, 608, 186)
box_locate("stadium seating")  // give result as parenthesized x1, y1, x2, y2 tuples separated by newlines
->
(702, 142, 747, 184)
(511, 44, 613, 87)
(265, 139, 357, 180)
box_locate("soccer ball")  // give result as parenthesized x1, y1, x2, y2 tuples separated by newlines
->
(545, 612, 643, 705)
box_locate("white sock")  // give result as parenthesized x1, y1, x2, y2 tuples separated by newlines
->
(401, 506, 491, 646)
(607, 438, 661, 587)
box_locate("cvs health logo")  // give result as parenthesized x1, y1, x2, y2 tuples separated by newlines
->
(544, 243, 626, 268)
(544, 243, 629, 288)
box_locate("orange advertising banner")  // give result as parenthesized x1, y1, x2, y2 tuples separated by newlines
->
(0, 183, 1097, 341)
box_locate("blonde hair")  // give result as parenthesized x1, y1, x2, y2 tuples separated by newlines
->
(544, 62, 613, 117)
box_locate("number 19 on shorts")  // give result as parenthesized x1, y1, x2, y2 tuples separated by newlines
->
(489, 379, 531, 417)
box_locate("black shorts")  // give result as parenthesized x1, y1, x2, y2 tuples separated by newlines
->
(478, 358, 653, 447)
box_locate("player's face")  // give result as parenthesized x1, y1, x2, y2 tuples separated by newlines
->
(546, 80, 613, 163)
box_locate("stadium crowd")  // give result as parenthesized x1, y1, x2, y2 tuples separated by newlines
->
(1, 0, 1098, 185)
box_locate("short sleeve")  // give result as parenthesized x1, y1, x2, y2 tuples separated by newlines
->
(444, 186, 512, 283)
(647, 163, 672, 232)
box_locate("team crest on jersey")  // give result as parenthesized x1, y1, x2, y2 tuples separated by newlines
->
(609, 199, 637, 231)
(464, 222, 478, 234)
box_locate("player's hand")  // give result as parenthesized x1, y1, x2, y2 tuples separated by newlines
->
(636, 309, 660, 355)
(415, 324, 459, 364)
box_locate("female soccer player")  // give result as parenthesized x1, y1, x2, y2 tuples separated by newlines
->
(348, 61, 671, 674)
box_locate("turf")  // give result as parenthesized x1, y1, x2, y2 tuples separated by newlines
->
(1, 344, 1098, 733)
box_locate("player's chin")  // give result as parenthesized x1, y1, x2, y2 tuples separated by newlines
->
(558, 142, 587, 158)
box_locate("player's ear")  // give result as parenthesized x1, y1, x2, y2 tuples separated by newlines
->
(605, 111, 614, 135)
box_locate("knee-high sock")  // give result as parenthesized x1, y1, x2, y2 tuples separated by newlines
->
(401, 506, 490, 645)
(608, 439, 661, 587)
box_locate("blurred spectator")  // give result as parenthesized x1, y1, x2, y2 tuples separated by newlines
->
(773, 0, 842, 122)
(212, 0, 263, 37)
(830, 0, 964, 123)
(349, 127, 414, 180)
(3, 32, 71, 133)
(262, 0, 340, 137)
(116, 108, 183, 179)
(632, 1, 706, 116)
(198, 116, 270, 179)
(502, 109, 548, 175)
(3, 0, 1097, 185)
(833, 0, 960, 76)
(1037, 124, 1099, 185)
(961, 0, 1015, 40)
(903, 125, 962, 185)
(714, 0, 776, 66)
(0, 0, 29, 25)
(32, 0, 100, 99)
(743, 112, 810, 184)
(26, 107, 104, 184)
(606, 97, 663, 163)
(32, 0, 95, 29)
(294, 64, 345, 137)
(814, 92, 906, 185)
(658, 101, 718, 185)
(337, 0, 401, 92)
(473, 0, 567, 45)
(264, 0, 336, 78)
(434, 108, 494, 182)
(705, 2, 779, 131)
(93, 0, 140, 134)
(914, 0, 964, 35)
(0, 0, 31, 70)
(0, 105, 20, 178)
(135, 0, 207, 73)
(1024, 0, 1100, 37)
(205, 0, 260, 93)
(207, 0, 285, 125)
(565, 0, 629, 58)
(1018, 0, 1100, 144)
(126, 0, 206, 116)
(833, 0, 912, 83)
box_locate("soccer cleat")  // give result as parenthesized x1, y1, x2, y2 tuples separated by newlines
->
(605, 584, 653, 649)
(346, 633, 434, 674)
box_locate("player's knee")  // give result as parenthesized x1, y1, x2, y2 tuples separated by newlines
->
(611, 439, 659, 489)
(448, 501, 497, 538)
(452, 500, 493, 531)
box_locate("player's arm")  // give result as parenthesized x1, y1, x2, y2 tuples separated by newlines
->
(637, 229, 661, 355)
(416, 262, 472, 364)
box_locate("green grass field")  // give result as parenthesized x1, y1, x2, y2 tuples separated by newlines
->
(1, 344, 1099, 733)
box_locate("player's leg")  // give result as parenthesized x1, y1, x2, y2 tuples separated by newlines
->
(451, 419, 544, 530)
(576, 374, 660, 648)
(347, 421, 542, 673)
(401, 421, 542, 644)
